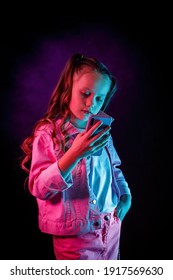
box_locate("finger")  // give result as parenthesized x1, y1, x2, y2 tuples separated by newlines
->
(89, 127, 111, 144)
(89, 132, 109, 148)
(85, 120, 102, 135)
(89, 134, 110, 154)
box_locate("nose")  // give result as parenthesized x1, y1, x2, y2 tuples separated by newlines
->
(85, 95, 95, 108)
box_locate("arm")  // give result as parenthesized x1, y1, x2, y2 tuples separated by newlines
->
(28, 131, 73, 200)
(113, 166, 132, 221)
(29, 121, 110, 199)
(58, 120, 111, 179)
(107, 136, 132, 221)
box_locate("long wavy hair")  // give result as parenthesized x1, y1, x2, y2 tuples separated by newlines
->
(20, 53, 117, 174)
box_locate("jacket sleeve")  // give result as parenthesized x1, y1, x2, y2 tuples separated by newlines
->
(107, 136, 132, 198)
(28, 128, 73, 200)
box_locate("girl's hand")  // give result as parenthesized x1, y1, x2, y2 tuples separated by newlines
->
(70, 120, 111, 159)
(58, 121, 111, 179)
(116, 194, 132, 221)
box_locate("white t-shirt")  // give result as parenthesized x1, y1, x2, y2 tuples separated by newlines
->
(74, 125, 116, 214)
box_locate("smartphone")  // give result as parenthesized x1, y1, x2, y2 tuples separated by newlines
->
(86, 110, 114, 135)
(85, 110, 114, 155)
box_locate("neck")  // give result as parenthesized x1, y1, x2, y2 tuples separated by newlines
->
(70, 116, 87, 129)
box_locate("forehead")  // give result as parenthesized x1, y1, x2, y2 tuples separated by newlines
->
(73, 66, 111, 93)
(73, 66, 101, 81)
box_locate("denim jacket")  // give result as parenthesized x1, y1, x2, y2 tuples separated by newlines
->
(28, 119, 131, 236)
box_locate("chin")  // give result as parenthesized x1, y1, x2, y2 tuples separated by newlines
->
(78, 113, 88, 120)
(83, 115, 90, 121)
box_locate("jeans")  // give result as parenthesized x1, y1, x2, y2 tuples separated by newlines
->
(53, 210, 121, 260)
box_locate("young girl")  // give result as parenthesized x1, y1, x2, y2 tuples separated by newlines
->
(20, 53, 132, 260)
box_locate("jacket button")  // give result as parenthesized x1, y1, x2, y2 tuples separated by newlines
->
(94, 221, 100, 227)
(92, 199, 97, 204)
(104, 215, 110, 221)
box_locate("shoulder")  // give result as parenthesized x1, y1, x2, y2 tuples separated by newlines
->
(34, 123, 53, 137)
(34, 118, 62, 137)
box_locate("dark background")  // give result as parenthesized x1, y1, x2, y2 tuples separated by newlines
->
(1, 13, 172, 260)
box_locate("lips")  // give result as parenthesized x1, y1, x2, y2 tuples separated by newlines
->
(82, 110, 91, 114)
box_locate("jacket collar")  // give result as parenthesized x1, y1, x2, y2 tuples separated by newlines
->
(56, 118, 85, 136)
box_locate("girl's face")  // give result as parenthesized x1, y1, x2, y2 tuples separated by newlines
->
(69, 67, 111, 129)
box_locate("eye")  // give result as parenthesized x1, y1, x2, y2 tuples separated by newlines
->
(81, 91, 90, 97)
(96, 96, 103, 102)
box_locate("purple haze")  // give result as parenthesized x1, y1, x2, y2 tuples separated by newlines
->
(10, 24, 142, 144)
